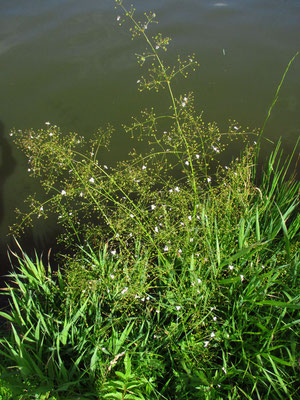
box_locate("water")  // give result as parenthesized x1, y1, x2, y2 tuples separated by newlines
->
(0, 0, 299, 276)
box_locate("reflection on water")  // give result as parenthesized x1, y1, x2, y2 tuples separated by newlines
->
(0, 120, 16, 281)
(213, 3, 228, 7)
(0, 120, 16, 226)
(0, 0, 299, 276)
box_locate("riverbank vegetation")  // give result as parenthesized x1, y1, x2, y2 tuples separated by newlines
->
(1, 1, 299, 398)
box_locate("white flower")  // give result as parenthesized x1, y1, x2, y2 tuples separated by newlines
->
(164, 246, 169, 252)
(155, 45, 159, 50)
(210, 332, 215, 338)
(121, 287, 128, 295)
(207, 177, 211, 183)
(228, 265, 234, 270)
(45, 121, 50, 125)
(175, 186, 180, 192)
(204, 341, 209, 348)
(61, 190, 67, 195)
(137, 79, 140, 83)
(155, 309, 159, 313)
(222, 367, 227, 374)
(80, 192, 83, 197)
(142, 165, 146, 170)
(240, 275, 244, 282)
(213, 316, 217, 321)
(169, 189, 173, 193)
(176, 306, 181, 311)
(117, 15, 120, 21)
(154, 226, 159, 233)
(197, 278, 202, 284)
(111, 251, 116, 256)
(151, 204, 156, 210)
(195, 154, 200, 159)
(89, 177, 95, 183)
(183, 96, 188, 102)
(40, 206, 43, 211)
(212, 145, 219, 153)
(103, 165, 108, 169)
(181, 101, 186, 107)
(28, 168, 31, 172)
(233, 126, 239, 130)
(188, 215, 192, 221)
(190, 238, 194, 242)
(144, 24, 148, 30)
(178, 249, 182, 253)
(130, 213, 134, 218)
(49, 132, 53, 136)
(185, 160, 189, 166)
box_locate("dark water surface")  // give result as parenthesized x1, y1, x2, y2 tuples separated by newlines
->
(0, 0, 299, 276)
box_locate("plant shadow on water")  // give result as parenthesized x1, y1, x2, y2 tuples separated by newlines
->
(0, 120, 16, 294)
(0, 120, 16, 226)
(0, 119, 64, 283)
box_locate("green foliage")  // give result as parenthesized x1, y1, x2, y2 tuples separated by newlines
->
(0, 379, 12, 400)
(100, 354, 149, 399)
(1, 0, 299, 399)
(0, 245, 99, 398)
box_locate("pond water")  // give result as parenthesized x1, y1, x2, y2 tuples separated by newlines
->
(0, 0, 299, 276)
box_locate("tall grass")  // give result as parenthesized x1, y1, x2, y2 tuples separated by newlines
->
(1, 144, 299, 399)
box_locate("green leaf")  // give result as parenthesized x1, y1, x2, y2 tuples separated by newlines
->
(255, 207, 261, 241)
(238, 217, 245, 248)
(256, 300, 300, 309)
(90, 346, 99, 372)
(0, 311, 14, 322)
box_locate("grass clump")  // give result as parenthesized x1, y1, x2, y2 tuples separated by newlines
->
(1, 1, 299, 398)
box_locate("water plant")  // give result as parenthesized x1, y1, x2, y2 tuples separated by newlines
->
(9, 0, 255, 261)
(1, 0, 299, 399)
